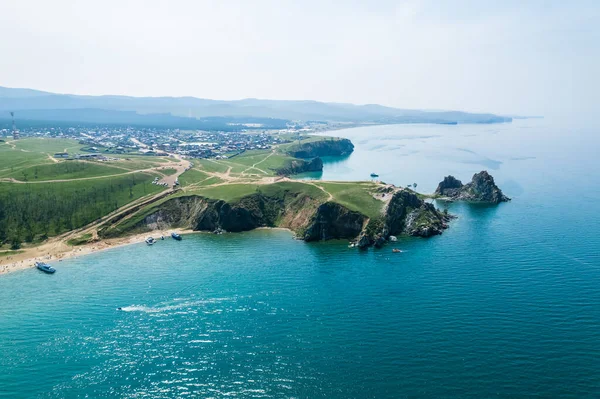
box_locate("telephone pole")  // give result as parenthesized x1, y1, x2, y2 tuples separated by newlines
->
(10, 111, 19, 140)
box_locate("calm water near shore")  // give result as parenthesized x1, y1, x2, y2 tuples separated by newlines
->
(1, 119, 599, 398)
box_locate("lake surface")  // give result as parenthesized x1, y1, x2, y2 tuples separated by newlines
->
(1, 119, 599, 398)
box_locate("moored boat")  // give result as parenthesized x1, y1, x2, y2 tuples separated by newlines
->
(145, 237, 156, 245)
(35, 261, 56, 274)
(171, 232, 182, 241)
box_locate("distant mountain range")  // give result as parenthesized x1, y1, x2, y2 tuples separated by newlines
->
(0, 86, 512, 129)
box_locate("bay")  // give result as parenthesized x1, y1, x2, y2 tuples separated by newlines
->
(1, 118, 599, 398)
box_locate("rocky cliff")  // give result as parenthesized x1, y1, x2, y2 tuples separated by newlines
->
(108, 184, 453, 249)
(385, 190, 450, 237)
(136, 191, 319, 235)
(275, 157, 323, 176)
(435, 171, 510, 203)
(303, 202, 366, 241)
(355, 189, 451, 248)
(287, 138, 354, 158)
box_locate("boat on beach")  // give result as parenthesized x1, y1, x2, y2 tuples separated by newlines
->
(145, 237, 156, 245)
(171, 232, 182, 241)
(35, 261, 56, 274)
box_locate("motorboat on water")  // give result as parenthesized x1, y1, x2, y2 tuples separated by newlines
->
(370, 173, 379, 178)
(35, 261, 56, 274)
(145, 237, 156, 245)
(171, 232, 182, 241)
(392, 248, 402, 253)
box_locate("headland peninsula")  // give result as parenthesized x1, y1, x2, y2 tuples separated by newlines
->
(0, 131, 508, 275)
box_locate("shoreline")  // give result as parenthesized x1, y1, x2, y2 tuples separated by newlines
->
(0, 227, 296, 276)
(0, 229, 194, 276)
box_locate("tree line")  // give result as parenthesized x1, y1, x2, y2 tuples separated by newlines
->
(0, 176, 153, 249)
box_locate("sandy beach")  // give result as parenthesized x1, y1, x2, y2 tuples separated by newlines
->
(0, 229, 195, 276)
(0, 227, 297, 276)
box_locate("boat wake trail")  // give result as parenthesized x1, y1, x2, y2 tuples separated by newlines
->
(120, 297, 236, 314)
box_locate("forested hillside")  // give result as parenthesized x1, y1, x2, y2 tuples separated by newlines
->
(0, 174, 162, 248)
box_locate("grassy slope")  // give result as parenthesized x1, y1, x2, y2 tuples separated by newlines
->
(0, 142, 56, 176)
(0, 138, 171, 243)
(2, 162, 127, 181)
(178, 168, 224, 187)
(14, 138, 83, 153)
(0, 139, 171, 179)
(195, 149, 307, 178)
(195, 159, 231, 174)
(315, 182, 384, 219)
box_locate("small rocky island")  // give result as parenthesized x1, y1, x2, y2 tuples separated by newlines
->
(434, 171, 510, 203)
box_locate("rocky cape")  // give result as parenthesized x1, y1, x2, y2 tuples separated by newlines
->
(435, 171, 510, 204)
(100, 171, 508, 249)
(275, 157, 323, 176)
(286, 138, 354, 158)
(101, 186, 450, 249)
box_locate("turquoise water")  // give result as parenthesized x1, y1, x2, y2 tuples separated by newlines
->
(1, 119, 600, 398)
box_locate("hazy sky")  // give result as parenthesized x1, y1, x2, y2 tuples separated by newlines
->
(1, 0, 598, 117)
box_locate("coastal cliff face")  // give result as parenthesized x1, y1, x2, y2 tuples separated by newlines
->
(275, 157, 323, 176)
(435, 171, 510, 203)
(303, 202, 366, 241)
(386, 190, 449, 237)
(139, 192, 320, 234)
(112, 183, 457, 248)
(286, 138, 354, 158)
(137, 193, 366, 242)
(116, 185, 454, 248)
(354, 189, 450, 248)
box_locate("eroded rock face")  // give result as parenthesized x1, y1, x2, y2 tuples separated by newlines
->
(356, 231, 372, 249)
(385, 190, 423, 234)
(132, 192, 366, 243)
(434, 175, 463, 197)
(276, 157, 323, 176)
(303, 202, 366, 242)
(385, 190, 449, 238)
(435, 171, 510, 203)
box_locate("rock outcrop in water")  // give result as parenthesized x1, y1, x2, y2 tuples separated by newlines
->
(275, 157, 323, 176)
(286, 138, 354, 158)
(435, 171, 510, 203)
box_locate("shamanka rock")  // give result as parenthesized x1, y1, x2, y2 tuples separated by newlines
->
(435, 171, 510, 204)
